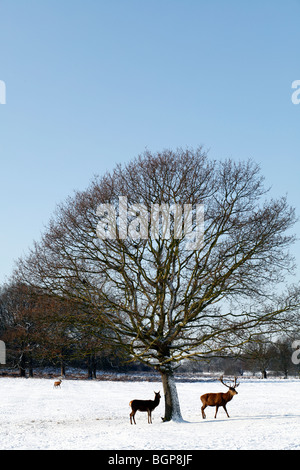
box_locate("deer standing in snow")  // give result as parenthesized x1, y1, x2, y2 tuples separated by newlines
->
(200, 376, 239, 419)
(129, 391, 161, 424)
(53, 379, 62, 388)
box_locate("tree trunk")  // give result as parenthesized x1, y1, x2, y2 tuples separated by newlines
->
(60, 359, 66, 377)
(19, 353, 26, 377)
(160, 369, 183, 422)
(28, 354, 33, 378)
(87, 353, 97, 379)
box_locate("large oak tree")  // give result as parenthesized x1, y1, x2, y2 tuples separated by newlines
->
(16, 148, 300, 421)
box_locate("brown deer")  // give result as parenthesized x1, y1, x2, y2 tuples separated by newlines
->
(53, 379, 62, 388)
(200, 376, 239, 419)
(129, 391, 161, 424)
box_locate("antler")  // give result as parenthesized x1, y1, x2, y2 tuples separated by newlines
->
(219, 375, 240, 389)
(232, 376, 240, 388)
(219, 375, 230, 388)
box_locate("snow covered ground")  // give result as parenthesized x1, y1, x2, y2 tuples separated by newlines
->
(0, 377, 299, 450)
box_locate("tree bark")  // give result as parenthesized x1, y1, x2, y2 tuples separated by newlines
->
(60, 358, 66, 377)
(19, 353, 26, 377)
(28, 354, 33, 377)
(160, 369, 183, 422)
(87, 353, 97, 379)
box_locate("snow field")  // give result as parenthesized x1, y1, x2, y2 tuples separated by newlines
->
(0, 377, 299, 450)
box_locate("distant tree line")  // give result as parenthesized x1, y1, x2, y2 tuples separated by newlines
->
(179, 335, 300, 379)
(0, 282, 132, 378)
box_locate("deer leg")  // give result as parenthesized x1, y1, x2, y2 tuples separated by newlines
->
(130, 411, 136, 424)
(201, 405, 206, 419)
(223, 405, 230, 418)
(148, 411, 152, 424)
(214, 405, 219, 418)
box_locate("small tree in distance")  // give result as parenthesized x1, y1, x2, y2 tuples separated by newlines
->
(16, 147, 300, 421)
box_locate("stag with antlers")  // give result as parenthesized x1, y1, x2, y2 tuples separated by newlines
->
(200, 376, 240, 419)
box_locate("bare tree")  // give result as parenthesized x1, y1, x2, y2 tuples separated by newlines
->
(0, 282, 42, 376)
(15, 148, 300, 421)
(242, 335, 276, 378)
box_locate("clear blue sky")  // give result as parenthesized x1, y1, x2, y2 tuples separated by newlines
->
(0, 0, 300, 284)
